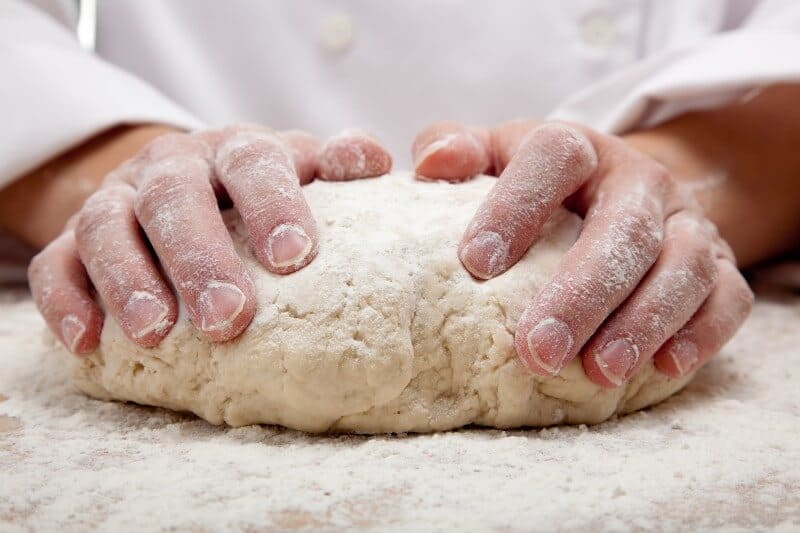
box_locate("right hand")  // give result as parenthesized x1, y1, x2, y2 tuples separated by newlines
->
(28, 124, 392, 354)
(412, 119, 753, 387)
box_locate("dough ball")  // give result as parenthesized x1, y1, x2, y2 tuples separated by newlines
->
(70, 173, 692, 433)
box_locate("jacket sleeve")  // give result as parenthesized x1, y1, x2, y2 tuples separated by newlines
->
(0, 0, 203, 187)
(549, 0, 800, 133)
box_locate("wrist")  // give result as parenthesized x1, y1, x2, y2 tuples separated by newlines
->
(622, 85, 800, 268)
(622, 120, 728, 211)
(622, 120, 757, 266)
(0, 124, 180, 248)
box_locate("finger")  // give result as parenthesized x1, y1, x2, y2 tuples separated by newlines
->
(215, 127, 319, 274)
(316, 129, 392, 181)
(487, 119, 541, 174)
(279, 130, 321, 185)
(412, 119, 539, 181)
(654, 258, 754, 377)
(28, 232, 104, 354)
(459, 122, 598, 279)
(581, 212, 718, 387)
(74, 185, 178, 347)
(134, 133, 256, 342)
(100, 157, 142, 188)
(192, 129, 232, 204)
(412, 121, 491, 181)
(515, 157, 669, 377)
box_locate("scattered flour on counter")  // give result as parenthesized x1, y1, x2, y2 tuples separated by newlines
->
(1, 271, 799, 529)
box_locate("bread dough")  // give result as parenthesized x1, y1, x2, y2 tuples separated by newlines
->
(70, 173, 693, 433)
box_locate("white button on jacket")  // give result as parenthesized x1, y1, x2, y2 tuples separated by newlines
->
(319, 13, 355, 53)
(579, 11, 620, 49)
(2, 0, 800, 184)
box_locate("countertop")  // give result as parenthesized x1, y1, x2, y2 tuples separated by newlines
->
(1, 285, 799, 531)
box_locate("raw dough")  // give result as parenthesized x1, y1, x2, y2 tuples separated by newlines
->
(70, 173, 693, 433)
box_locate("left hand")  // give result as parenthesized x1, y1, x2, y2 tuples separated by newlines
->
(412, 119, 753, 388)
(27, 124, 392, 355)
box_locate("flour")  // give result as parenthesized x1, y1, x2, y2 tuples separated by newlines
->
(0, 291, 798, 529)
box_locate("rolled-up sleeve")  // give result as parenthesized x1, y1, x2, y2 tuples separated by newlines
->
(0, 0, 203, 187)
(550, 0, 800, 133)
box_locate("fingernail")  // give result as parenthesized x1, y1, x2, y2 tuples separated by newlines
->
(459, 231, 509, 279)
(595, 339, 639, 387)
(60, 314, 86, 353)
(669, 340, 699, 376)
(523, 318, 574, 375)
(414, 133, 461, 165)
(122, 291, 170, 339)
(197, 281, 246, 332)
(267, 224, 313, 269)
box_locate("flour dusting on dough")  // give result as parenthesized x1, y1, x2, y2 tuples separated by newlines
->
(69, 173, 693, 433)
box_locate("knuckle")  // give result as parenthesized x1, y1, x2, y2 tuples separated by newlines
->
(664, 212, 718, 288)
(685, 227, 717, 279)
(532, 122, 598, 173)
(192, 129, 225, 150)
(134, 137, 213, 194)
(665, 210, 705, 243)
(640, 162, 674, 195)
(134, 169, 203, 218)
(216, 130, 291, 179)
(75, 186, 134, 240)
(144, 132, 210, 161)
(699, 245, 718, 282)
(626, 205, 664, 256)
(691, 245, 718, 288)
(102, 157, 142, 186)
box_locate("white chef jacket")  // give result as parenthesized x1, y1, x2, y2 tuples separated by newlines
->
(2, 0, 800, 185)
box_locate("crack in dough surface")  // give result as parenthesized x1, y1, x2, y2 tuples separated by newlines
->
(70, 173, 692, 433)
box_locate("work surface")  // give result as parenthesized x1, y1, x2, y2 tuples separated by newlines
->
(1, 287, 798, 531)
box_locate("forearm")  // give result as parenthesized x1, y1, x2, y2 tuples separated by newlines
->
(0, 124, 178, 248)
(623, 84, 800, 267)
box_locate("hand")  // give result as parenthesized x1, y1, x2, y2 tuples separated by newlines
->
(29, 124, 391, 354)
(413, 119, 753, 387)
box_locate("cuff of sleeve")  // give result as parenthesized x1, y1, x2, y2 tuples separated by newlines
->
(548, 30, 800, 134)
(0, 41, 205, 185)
